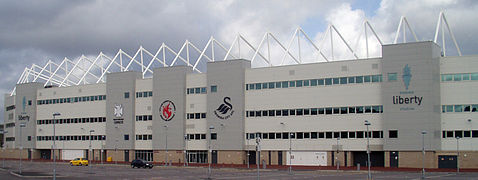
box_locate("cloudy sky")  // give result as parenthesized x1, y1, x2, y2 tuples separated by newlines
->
(1, 0, 477, 123)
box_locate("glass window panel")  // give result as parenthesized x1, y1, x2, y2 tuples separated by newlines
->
(318, 108, 325, 114)
(255, 83, 262, 90)
(471, 73, 478, 80)
(289, 109, 296, 116)
(333, 107, 340, 114)
(388, 73, 397, 81)
(356, 106, 364, 113)
(445, 74, 453, 81)
(311, 108, 318, 115)
(340, 77, 347, 84)
(318, 79, 325, 85)
(463, 73, 470, 80)
(325, 108, 332, 114)
(282, 81, 289, 88)
(349, 107, 355, 113)
(303, 80, 310, 86)
(303, 108, 310, 115)
(296, 109, 303, 116)
(340, 107, 348, 114)
(249, 84, 255, 90)
(201, 87, 207, 94)
(372, 106, 380, 113)
(269, 110, 275, 116)
(364, 76, 371, 82)
(372, 75, 380, 82)
(472, 104, 478, 112)
(365, 106, 372, 113)
(355, 76, 363, 83)
(325, 78, 332, 85)
(454, 105, 463, 112)
(289, 81, 295, 87)
(275, 82, 282, 88)
(446, 105, 454, 112)
(319, 132, 325, 138)
(269, 82, 275, 89)
(348, 77, 355, 83)
(333, 78, 340, 85)
(310, 79, 318, 86)
(282, 109, 289, 116)
(262, 83, 268, 89)
(296, 80, 302, 87)
(211, 85, 217, 92)
(454, 74, 462, 81)
(276, 110, 282, 116)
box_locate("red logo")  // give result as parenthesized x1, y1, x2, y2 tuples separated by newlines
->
(160, 100, 176, 121)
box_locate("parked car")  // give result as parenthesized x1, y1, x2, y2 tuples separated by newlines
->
(131, 159, 153, 168)
(70, 158, 89, 166)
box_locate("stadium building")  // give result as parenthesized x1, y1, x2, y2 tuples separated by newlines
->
(2, 14, 478, 169)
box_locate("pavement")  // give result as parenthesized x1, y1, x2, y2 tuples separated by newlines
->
(0, 160, 477, 180)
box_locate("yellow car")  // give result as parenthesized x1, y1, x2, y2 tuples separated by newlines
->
(70, 158, 89, 166)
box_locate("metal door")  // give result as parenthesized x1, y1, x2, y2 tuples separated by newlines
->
(438, 155, 457, 169)
(278, 151, 283, 165)
(390, 151, 399, 167)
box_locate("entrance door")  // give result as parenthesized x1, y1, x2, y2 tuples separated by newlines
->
(28, 149, 32, 160)
(40, 150, 51, 160)
(212, 150, 217, 164)
(278, 151, 283, 165)
(248, 151, 256, 165)
(124, 150, 129, 162)
(390, 151, 399, 167)
(438, 155, 457, 169)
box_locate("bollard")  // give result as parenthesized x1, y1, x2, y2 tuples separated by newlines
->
(262, 160, 266, 169)
(357, 163, 360, 171)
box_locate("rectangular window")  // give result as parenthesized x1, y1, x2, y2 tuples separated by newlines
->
(349, 107, 355, 113)
(310, 79, 318, 86)
(262, 110, 268, 117)
(318, 108, 325, 114)
(282, 81, 289, 88)
(289, 109, 296, 116)
(340, 77, 347, 84)
(473, 130, 478, 138)
(262, 83, 268, 89)
(296, 109, 303, 116)
(349, 132, 356, 138)
(295, 80, 302, 87)
(388, 73, 397, 81)
(303, 80, 310, 86)
(325, 132, 332, 139)
(446, 131, 453, 138)
(364, 75, 371, 82)
(356, 131, 364, 138)
(365, 106, 372, 113)
(255, 83, 262, 90)
(464, 105, 471, 112)
(201, 87, 207, 94)
(372, 106, 380, 113)
(332, 78, 340, 85)
(348, 77, 355, 83)
(124, 134, 129, 140)
(269, 110, 275, 116)
(268, 82, 275, 89)
(389, 130, 398, 138)
(325, 108, 332, 115)
(454, 74, 462, 81)
(318, 132, 325, 138)
(296, 132, 303, 139)
(289, 81, 295, 87)
(445, 74, 453, 81)
(471, 73, 478, 80)
(211, 85, 217, 93)
(333, 132, 339, 138)
(275, 110, 282, 116)
(318, 79, 325, 85)
(262, 133, 268, 139)
(124, 92, 130, 99)
(356, 76, 363, 83)
(282, 133, 289, 139)
(311, 108, 318, 115)
(325, 78, 332, 85)
(455, 130, 463, 138)
(463, 73, 470, 80)
(464, 131, 471, 138)
(276, 133, 282, 139)
(446, 105, 454, 112)
(269, 133, 275, 139)
(372, 75, 381, 82)
(454, 105, 463, 112)
(340, 107, 348, 114)
(333, 107, 340, 114)
(275, 82, 282, 88)
(303, 108, 310, 115)
(472, 104, 478, 112)
(341, 132, 348, 139)
(311, 132, 317, 139)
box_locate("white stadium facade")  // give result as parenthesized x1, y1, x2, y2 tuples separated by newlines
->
(2, 12, 478, 169)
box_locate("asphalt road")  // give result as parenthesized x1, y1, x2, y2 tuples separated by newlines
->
(0, 160, 477, 180)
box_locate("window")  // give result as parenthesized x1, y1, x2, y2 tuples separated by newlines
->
(388, 73, 397, 81)
(326, 132, 332, 139)
(389, 130, 398, 138)
(349, 132, 356, 138)
(28, 100, 32, 106)
(268, 82, 275, 89)
(318, 79, 324, 85)
(295, 80, 302, 87)
(211, 133, 217, 140)
(454, 105, 463, 112)
(311, 108, 318, 115)
(310, 79, 318, 86)
(455, 130, 462, 138)
(124, 92, 130, 99)
(124, 134, 129, 140)
(348, 77, 355, 83)
(340, 77, 347, 84)
(372, 75, 381, 82)
(211, 85, 217, 93)
(472, 73, 478, 80)
(340, 107, 348, 114)
(356, 131, 364, 138)
(325, 78, 332, 85)
(289, 81, 295, 87)
(356, 76, 363, 83)
(332, 78, 340, 85)
(311, 132, 318, 139)
(454, 74, 462, 81)
(275, 82, 282, 88)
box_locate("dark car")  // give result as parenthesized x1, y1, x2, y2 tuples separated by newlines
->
(131, 159, 153, 169)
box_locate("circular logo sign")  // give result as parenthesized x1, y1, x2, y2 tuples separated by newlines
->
(160, 100, 176, 121)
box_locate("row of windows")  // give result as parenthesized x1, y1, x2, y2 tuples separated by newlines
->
(6, 137, 15, 141)
(136, 115, 153, 121)
(37, 117, 106, 125)
(136, 91, 153, 98)
(6, 123, 15, 128)
(5, 105, 15, 111)
(441, 73, 478, 82)
(246, 74, 383, 91)
(187, 87, 207, 94)
(37, 135, 106, 141)
(186, 133, 217, 140)
(246, 105, 383, 117)
(246, 130, 385, 140)
(37, 95, 106, 105)
(442, 130, 478, 138)
(187, 113, 206, 119)
(442, 104, 478, 113)
(136, 134, 152, 140)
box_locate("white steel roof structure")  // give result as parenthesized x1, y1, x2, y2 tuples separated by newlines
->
(11, 12, 462, 96)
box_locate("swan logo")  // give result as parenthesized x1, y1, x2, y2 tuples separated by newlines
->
(402, 64, 412, 90)
(114, 104, 123, 117)
(214, 97, 234, 119)
(160, 100, 176, 121)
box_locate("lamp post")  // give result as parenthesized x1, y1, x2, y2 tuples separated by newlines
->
(256, 133, 261, 180)
(88, 130, 95, 174)
(364, 120, 371, 180)
(1, 130, 7, 169)
(52, 112, 60, 180)
(208, 125, 214, 179)
(289, 132, 293, 174)
(456, 136, 460, 173)
(246, 134, 249, 169)
(421, 131, 427, 180)
(19, 122, 26, 174)
(164, 125, 168, 166)
(336, 137, 340, 170)
(184, 135, 188, 167)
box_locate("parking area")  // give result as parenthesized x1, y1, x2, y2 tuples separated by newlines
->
(0, 160, 477, 180)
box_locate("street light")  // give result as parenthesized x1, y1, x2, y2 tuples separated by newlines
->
(19, 122, 26, 174)
(208, 125, 214, 179)
(364, 120, 371, 180)
(1, 130, 7, 169)
(256, 133, 261, 180)
(289, 132, 293, 174)
(456, 136, 461, 173)
(164, 125, 168, 166)
(52, 112, 60, 180)
(88, 130, 95, 174)
(421, 131, 427, 180)
(336, 137, 340, 170)
(184, 135, 188, 167)
(246, 133, 250, 169)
